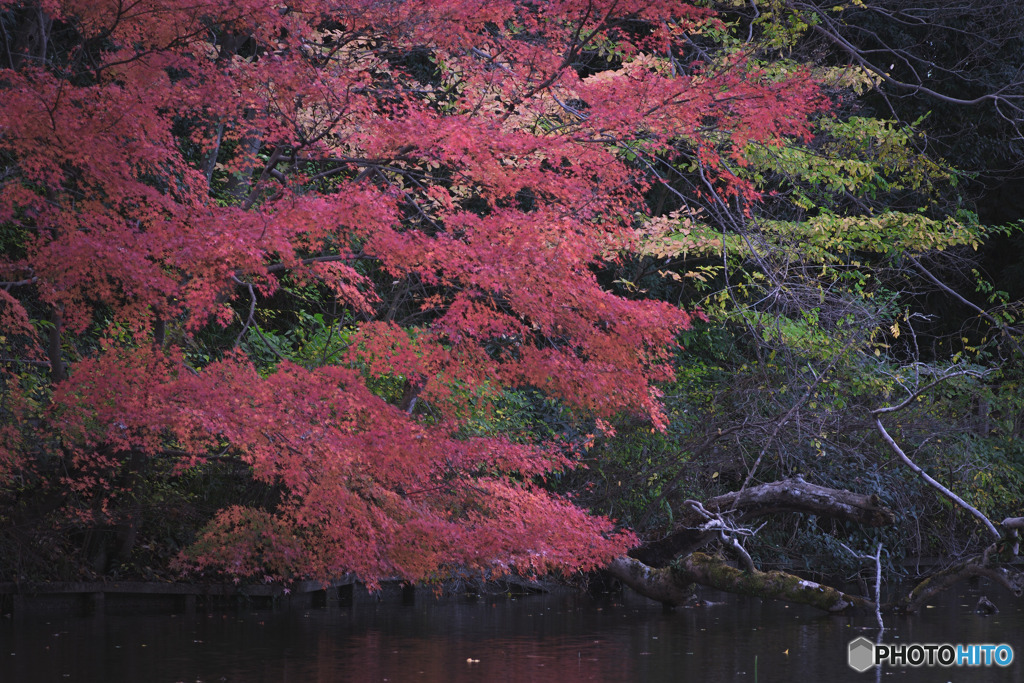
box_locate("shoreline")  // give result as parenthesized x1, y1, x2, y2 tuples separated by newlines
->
(0, 575, 557, 620)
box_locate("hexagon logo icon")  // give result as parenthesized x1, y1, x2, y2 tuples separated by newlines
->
(848, 637, 875, 672)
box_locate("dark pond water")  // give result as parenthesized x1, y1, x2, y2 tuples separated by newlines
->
(2, 583, 1022, 682)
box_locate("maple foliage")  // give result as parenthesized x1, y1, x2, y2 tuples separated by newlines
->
(0, 0, 824, 582)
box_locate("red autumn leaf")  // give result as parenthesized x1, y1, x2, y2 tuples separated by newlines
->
(0, 0, 825, 584)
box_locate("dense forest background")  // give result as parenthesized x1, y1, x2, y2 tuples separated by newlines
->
(0, 0, 1022, 606)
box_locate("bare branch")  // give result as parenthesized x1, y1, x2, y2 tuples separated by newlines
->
(872, 415, 999, 540)
(1, 276, 37, 290)
(907, 255, 1024, 358)
(871, 366, 986, 416)
(633, 478, 894, 566)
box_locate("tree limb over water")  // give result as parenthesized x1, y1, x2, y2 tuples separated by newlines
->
(630, 478, 894, 567)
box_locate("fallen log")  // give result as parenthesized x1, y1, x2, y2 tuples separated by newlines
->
(607, 552, 874, 612)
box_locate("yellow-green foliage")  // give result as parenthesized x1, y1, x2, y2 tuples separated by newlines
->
(744, 116, 955, 209)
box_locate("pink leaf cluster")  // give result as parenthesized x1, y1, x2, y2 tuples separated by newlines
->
(0, 0, 825, 582)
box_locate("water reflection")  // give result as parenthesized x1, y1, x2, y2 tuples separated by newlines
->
(2, 584, 1021, 682)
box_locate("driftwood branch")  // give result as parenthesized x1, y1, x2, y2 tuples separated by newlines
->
(631, 478, 894, 566)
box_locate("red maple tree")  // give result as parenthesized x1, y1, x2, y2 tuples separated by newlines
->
(0, 0, 823, 583)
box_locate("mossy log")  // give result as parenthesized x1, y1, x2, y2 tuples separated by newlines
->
(605, 556, 696, 606)
(607, 553, 873, 612)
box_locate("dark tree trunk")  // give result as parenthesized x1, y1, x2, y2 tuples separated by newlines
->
(48, 306, 65, 383)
